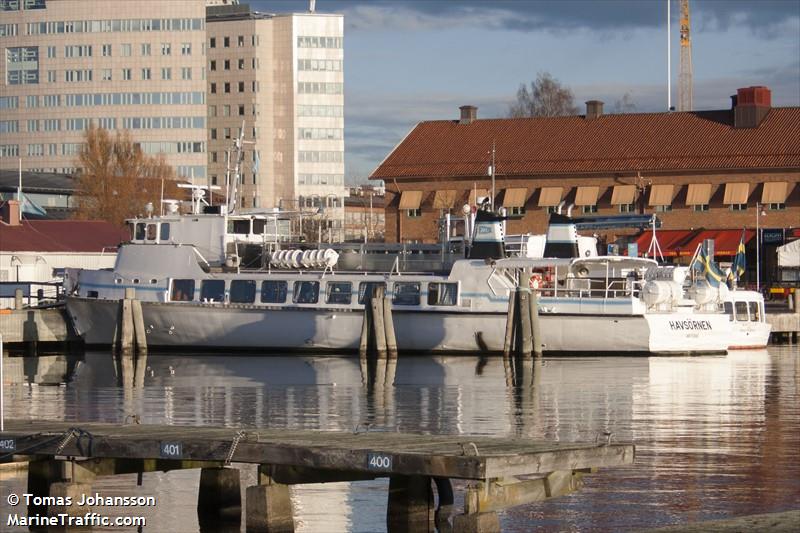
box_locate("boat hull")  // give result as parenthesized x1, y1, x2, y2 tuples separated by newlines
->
(66, 297, 730, 355)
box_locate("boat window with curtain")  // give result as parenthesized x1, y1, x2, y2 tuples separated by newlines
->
(326, 281, 352, 304)
(201, 279, 225, 302)
(293, 280, 319, 304)
(358, 281, 386, 305)
(392, 282, 420, 306)
(230, 280, 256, 303)
(427, 282, 458, 306)
(261, 280, 287, 303)
(170, 279, 195, 302)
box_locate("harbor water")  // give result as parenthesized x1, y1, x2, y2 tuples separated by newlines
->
(1, 346, 798, 531)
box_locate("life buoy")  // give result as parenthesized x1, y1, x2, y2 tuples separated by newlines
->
(529, 274, 543, 289)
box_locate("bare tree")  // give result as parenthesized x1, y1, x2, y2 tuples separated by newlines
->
(613, 92, 637, 114)
(508, 72, 579, 118)
(74, 125, 183, 226)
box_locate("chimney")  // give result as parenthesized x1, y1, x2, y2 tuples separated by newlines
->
(585, 100, 604, 119)
(734, 86, 771, 128)
(459, 105, 477, 125)
(1, 199, 21, 226)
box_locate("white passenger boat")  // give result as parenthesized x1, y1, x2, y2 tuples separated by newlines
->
(64, 205, 734, 355)
(723, 290, 771, 349)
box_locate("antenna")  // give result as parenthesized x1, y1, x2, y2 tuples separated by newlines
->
(678, 0, 693, 111)
(178, 184, 222, 215)
(667, 0, 671, 111)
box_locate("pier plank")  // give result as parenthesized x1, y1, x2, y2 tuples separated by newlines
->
(1, 420, 634, 481)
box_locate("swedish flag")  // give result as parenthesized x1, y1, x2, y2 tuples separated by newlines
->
(693, 244, 727, 287)
(731, 231, 747, 282)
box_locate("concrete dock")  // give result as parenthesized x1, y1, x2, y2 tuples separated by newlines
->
(0, 419, 634, 532)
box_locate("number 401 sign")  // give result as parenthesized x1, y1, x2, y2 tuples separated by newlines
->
(367, 453, 392, 471)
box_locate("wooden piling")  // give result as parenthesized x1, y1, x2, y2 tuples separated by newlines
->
(359, 297, 371, 359)
(131, 299, 148, 387)
(383, 292, 398, 359)
(371, 289, 388, 358)
(517, 289, 533, 358)
(14, 288, 23, 310)
(530, 290, 543, 358)
(119, 298, 134, 386)
(503, 289, 517, 357)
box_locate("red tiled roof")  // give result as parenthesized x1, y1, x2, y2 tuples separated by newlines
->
(371, 108, 800, 180)
(0, 220, 129, 253)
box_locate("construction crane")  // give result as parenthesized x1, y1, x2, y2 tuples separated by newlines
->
(678, 0, 693, 111)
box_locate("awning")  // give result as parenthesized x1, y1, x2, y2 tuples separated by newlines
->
(686, 183, 712, 205)
(634, 229, 699, 257)
(778, 239, 800, 268)
(610, 185, 636, 205)
(538, 187, 563, 207)
(398, 190, 423, 209)
(574, 186, 600, 206)
(502, 188, 528, 208)
(681, 229, 756, 257)
(648, 184, 674, 206)
(723, 182, 750, 204)
(761, 182, 789, 204)
(432, 189, 458, 209)
(468, 188, 490, 206)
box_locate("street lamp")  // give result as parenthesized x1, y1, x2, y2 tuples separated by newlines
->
(756, 201, 767, 292)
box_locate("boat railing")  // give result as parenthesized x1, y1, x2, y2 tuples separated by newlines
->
(0, 281, 64, 309)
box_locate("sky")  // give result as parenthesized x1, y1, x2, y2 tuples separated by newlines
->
(250, 0, 800, 183)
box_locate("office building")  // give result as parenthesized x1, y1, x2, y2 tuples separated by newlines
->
(0, 0, 207, 179)
(206, 3, 346, 239)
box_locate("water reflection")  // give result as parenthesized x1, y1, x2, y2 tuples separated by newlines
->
(0, 347, 797, 532)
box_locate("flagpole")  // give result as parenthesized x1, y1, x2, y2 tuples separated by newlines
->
(17, 158, 22, 222)
(756, 201, 761, 293)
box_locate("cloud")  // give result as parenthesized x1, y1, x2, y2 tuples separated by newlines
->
(253, 0, 800, 35)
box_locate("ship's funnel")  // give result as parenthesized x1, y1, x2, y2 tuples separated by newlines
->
(468, 209, 506, 259)
(543, 213, 580, 258)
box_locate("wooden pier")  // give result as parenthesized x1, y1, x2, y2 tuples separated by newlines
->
(0, 420, 634, 532)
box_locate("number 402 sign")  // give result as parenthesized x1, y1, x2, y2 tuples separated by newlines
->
(367, 453, 392, 471)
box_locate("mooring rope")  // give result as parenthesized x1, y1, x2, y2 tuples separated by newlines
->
(224, 430, 247, 465)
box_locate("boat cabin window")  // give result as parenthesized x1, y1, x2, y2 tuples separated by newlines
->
(748, 301, 760, 322)
(724, 301, 734, 321)
(293, 281, 319, 304)
(428, 282, 458, 306)
(252, 219, 266, 235)
(171, 279, 195, 302)
(327, 282, 352, 305)
(735, 301, 749, 322)
(230, 280, 256, 303)
(146, 224, 157, 241)
(393, 282, 421, 306)
(201, 279, 226, 302)
(261, 281, 287, 303)
(228, 219, 250, 235)
(134, 223, 146, 240)
(358, 282, 387, 305)
(160, 223, 170, 241)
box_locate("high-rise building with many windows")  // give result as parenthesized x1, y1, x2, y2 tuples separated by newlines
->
(207, 3, 346, 239)
(0, 0, 207, 179)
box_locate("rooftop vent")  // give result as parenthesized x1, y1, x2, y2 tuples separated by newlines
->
(459, 105, 477, 125)
(585, 100, 604, 120)
(733, 86, 771, 128)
